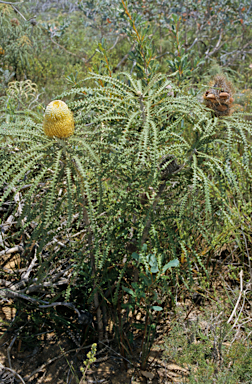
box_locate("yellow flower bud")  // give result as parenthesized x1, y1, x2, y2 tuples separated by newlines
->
(43, 100, 74, 138)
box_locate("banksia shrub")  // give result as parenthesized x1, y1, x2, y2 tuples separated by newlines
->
(43, 100, 74, 138)
(203, 74, 234, 117)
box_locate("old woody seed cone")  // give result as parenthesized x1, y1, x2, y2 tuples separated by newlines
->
(203, 75, 234, 117)
(43, 100, 74, 138)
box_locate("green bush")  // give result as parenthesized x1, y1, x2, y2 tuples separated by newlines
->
(1, 0, 252, 369)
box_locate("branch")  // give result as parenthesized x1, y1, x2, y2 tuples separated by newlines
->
(113, 43, 135, 72)
(154, 51, 170, 60)
(108, 35, 121, 51)
(141, 156, 183, 246)
(0, 288, 85, 322)
(0, 0, 23, 4)
(204, 29, 224, 58)
(0, 288, 47, 303)
(21, 248, 37, 280)
(0, 362, 26, 384)
(0, 245, 24, 257)
(50, 38, 86, 59)
(225, 39, 252, 65)
(7, 335, 17, 369)
(23, 343, 99, 381)
(50, 38, 97, 63)
(227, 270, 243, 324)
(0, 1, 27, 21)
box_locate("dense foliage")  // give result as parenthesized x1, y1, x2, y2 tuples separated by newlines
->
(0, 1, 252, 382)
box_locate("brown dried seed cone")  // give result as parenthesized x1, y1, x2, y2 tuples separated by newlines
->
(11, 18, 19, 26)
(203, 74, 234, 117)
(43, 100, 74, 138)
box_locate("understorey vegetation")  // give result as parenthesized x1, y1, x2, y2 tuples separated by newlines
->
(0, 1, 252, 383)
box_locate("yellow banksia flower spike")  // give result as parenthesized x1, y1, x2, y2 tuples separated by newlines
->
(43, 100, 74, 138)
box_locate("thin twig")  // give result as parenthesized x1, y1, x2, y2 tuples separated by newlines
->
(99, 341, 134, 366)
(50, 38, 87, 60)
(24, 348, 80, 381)
(83, 205, 103, 343)
(50, 38, 97, 64)
(21, 247, 37, 280)
(108, 35, 122, 51)
(24, 342, 107, 381)
(0, 0, 23, 5)
(227, 270, 243, 324)
(233, 199, 252, 284)
(205, 29, 224, 58)
(0, 288, 48, 303)
(231, 294, 246, 330)
(11, 4, 27, 20)
(8, 263, 72, 292)
(113, 43, 135, 72)
(39, 302, 81, 318)
(0, 245, 24, 257)
(7, 334, 17, 369)
(0, 363, 26, 384)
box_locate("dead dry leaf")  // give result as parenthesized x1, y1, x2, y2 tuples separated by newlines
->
(141, 370, 155, 379)
(166, 363, 189, 374)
